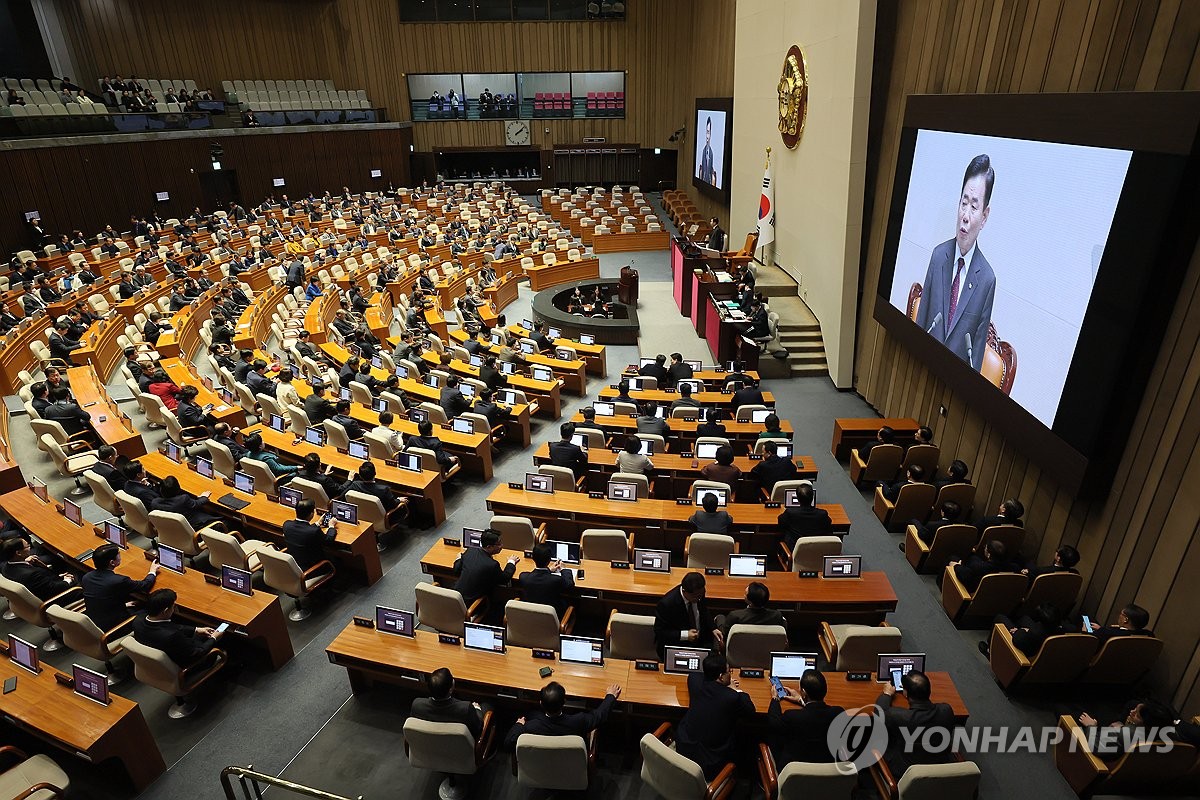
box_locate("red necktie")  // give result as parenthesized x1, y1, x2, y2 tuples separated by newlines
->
(948, 257, 964, 328)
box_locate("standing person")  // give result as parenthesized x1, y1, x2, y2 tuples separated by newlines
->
(674, 653, 755, 779)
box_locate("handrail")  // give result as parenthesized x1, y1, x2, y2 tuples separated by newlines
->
(219, 766, 362, 800)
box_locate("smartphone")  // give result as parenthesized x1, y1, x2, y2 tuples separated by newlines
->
(890, 668, 904, 691)
(320, 511, 333, 527)
(574, 569, 584, 581)
(1082, 615, 1093, 633)
(538, 666, 554, 679)
(3, 676, 15, 694)
(215, 622, 230, 635)
(769, 675, 785, 699)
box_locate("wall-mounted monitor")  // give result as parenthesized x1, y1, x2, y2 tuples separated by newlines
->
(370, 169, 382, 178)
(693, 98, 733, 201)
(155, 191, 170, 202)
(273, 178, 285, 187)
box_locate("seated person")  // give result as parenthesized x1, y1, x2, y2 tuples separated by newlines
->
(882, 464, 926, 502)
(768, 669, 845, 765)
(1077, 698, 1176, 761)
(478, 356, 507, 391)
(133, 589, 225, 671)
(43, 386, 92, 437)
(750, 440, 797, 493)
(688, 491, 732, 535)
(639, 353, 668, 383)
(453, 528, 519, 609)
(283, 499, 338, 570)
(757, 413, 784, 440)
(877, 671, 956, 777)
(947, 539, 1012, 592)
(330, 399, 365, 440)
(1022, 544, 1081, 580)
(1, 536, 75, 601)
(175, 385, 214, 432)
(82, 544, 158, 632)
(146, 370, 181, 412)
(615, 436, 653, 476)
(696, 408, 727, 438)
(212, 422, 248, 461)
(304, 382, 336, 424)
(613, 379, 636, 405)
(1086, 603, 1153, 642)
(120, 461, 161, 509)
(548, 422, 588, 480)
(473, 389, 510, 428)
(700, 445, 741, 486)
(91, 445, 128, 492)
(439, 375, 472, 419)
(245, 360, 279, 399)
(665, 352, 694, 388)
(244, 433, 299, 480)
(150, 476, 223, 530)
(718, 581, 785, 641)
(674, 653, 755, 780)
(339, 461, 407, 522)
(669, 383, 701, 413)
(503, 680, 620, 750)
(909, 500, 963, 547)
(369, 411, 406, 455)
(909, 425, 935, 450)
(856, 425, 895, 462)
(776, 483, 831, 548)
(142, 311, 172, 345)
(517, 542, 575, 614)
(296, 452, 346, 499)
(411, 667, 487, 740)
(934, 459, 970, 488)
(980, 602, 1065, 658)
(635, 402, 668, 438)
(654, 571, 721, 657)
(978, 498, 1024, 533)
(406, 420, 459, 471)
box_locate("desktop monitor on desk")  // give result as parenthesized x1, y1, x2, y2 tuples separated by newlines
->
(593, 401, 615, 417)
(546, 539, 581, 564)
(331, 499, 358, 525)
(348, 440, 369, 460)
(531, 366, 553, 383)
(547, 326, 561, 340)
(770, 651, 818, 680)
(158, 544, 185, 574)
(375, 606, 416, 638)
(407, 408, 428, 425)
(459, 384, 476, 399)
(685, 360, 703, 372)
(693, 486, 728, 507)
(878, 653, 926, 689)
(639, 357, 656, 368)
(607, 482, 638, 502)
(397, 452, 423, 472)
(580, 334, 595, 345)
(469, 354, 484, 368)
(268, 414, 287, 433)
(559, 635, 604, 666)
(663, 645, 708, 675)
(677, 379, 701, 393)
(463, 622, 506, 653)
(221, 565, 253, 596)
(500, 362, 517, 376)
(728, 554, 766, 578)
(63, 499, 83, 526)
(463, 528, 485, 549)
(750, 408, 773, 424)
(233, 471, 255, 495)
(279, 486, 302, 508)
(196, 457, 215, 479)
(72, 664, 110, 705)
(452, 418, 474, 434)
(524, 473, 554, 494)
(570, 433, 590, 450)
(823, 555, 862, 578)
(8, 634, 40, 674)
(629, 377, 647, 391)
(305, 428, 327, 446)
(782, 485, 816, 507)
(695, 442, 720, 460)
(633, 548, 671, 573)
(520, 342, 536, 355)
(102, 520, 127, 549)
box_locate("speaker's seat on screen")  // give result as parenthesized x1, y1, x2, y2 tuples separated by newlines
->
(981, 323, 1017, 395)
(907, 282, 923, 321)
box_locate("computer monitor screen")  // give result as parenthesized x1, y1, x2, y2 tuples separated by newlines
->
(547, 326, 561, 339)
(8, 635, 39, 673)
(524, 473, 553, 494)
(374, 398, 389, 413)
(408, 408, 428, 424)
(607, 482, 638, 502)
(63, 499, 83, 525)
(773, 442, 793, 459)
(770, 651, 818, 680)
(221, 565, 254, 596)
(639, 357, 656, 368)
(546, 539, 581, 564)
(635, 438, 653, 455)
(629, 377, 646, 391)
(652, 406, 667, 419)
(728, 554, 766, 578)
(490, 333, 504, 346)
(556, 348, 573, 360)
(165, 441, 181, 463)
(459, 383, 475, 399)
(580, 333, 595, 345)
(783, 486, 817, 507)
(370, 355, 383, 369)
(593, 401, 615, 416)
(279, 486, 302, 508)
(28, 478, 48, 503)
(570, 433, 589, 449)
(196, 457, 215, 479)
(663, 645, 709, 674)
(823, 555, 862, 578)
(497, 390, 519, 405)
(339, 387, 351, 401)
(559, 635, 604, 666)
(522, 319, 533, 330)
(685, 360, 703, 371)
(469, 354, 484, 368)
(375, 606, 416, 637)
(103, 520, 127, 548)
(751, 408, 773, 424)
(878, 653, 927, 689)
(633, 548, 671, 573)
(331, 499, 358, 524)
(396, 364, 410, 379)
(677, 380, 701, 393)
(397, 452, 422, 472)
(234, 471, 255, 494)
(72, 663, 110, 704)
(348, 440, 369, 459)
(693, 487, 728, 507)
(532, 366, 553, 382)
(463, 622, 506, 653)
(269, 413, 287, 432)
(520, 342, 536, 355)
(463, 527, 485, 549)
(500, 361, 516, 375)
(695, 442, 720, 459)
(158, 544, 185, 574)
(305, 428, 326, 446)
(425, 374, 440, 388)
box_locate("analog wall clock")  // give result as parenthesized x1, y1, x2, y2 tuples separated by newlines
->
(777, 44, 808, 149)
(505, 120, 531, 146)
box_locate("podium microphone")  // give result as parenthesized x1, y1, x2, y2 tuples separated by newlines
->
(925, 312, 942, 334)
(965, 332, 974, 367)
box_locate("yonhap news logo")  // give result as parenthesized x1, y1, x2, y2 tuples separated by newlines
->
(827, 705, 889, 772)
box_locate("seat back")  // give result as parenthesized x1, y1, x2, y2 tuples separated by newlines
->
(538, 464, 578, 493)
(200, 529, 252, 571)
(725, 623, 788, 668)
(976, 524, 1025, 557)
(1021, 634, 1099, 685)
(1082, 635, 1163, 685)
(505, 599, 562, 650)
(691, 479, 733, 497)
(769, 478, 813, 502)
(83, 470, 120, 516)
(1096, 739, 1198, 796)
(46, 604, 109, 659)
(935, 482, 976, 517)
(345, 490, 387, 534)
(489, 516, 537, 550)
(735, 404, 766, 423)
(322, 419, 351, 451)
(890, 483, 937, 526)
(919, 524, 979, 574)
(348, 380, 373, 407)
(287, 404, 310, 435)
(832, 624, 903, 671)
(121, 636, 184, 695)
(402, 718, 479, 775)
(238, 458, 277, 494)
(1018, 571, 1082, 617)
(896, 761, 981, 800)
(364, 430, 398, 460)
(515, 734, 589, 791)
(0, 574, 52, 626)
(416, 582, 469, 635)
(207, 439, 238, 478)
(580, 529, 629, 561)
(752, 436, 791, 455)
(963, 573, 1029, 620)
(638, 732, 708, 798)
(902, 444, 940, 475)
(791, 536, 843, 573)
(608, 612, 657, 661)
(148, 511, 203, 556)
(635, 433, 665, 453)
(777, 761, 858, 799)
(257, 546, 306, 598)
(290, 477, 331, 510)
(861, 444, 904, 482)
(418, 401, 448, 425)
(610, 472, 649, 498)
(114, 490, 153, 537)
(685, 533, 735, 568)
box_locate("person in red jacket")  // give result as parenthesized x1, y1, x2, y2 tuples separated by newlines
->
(147, 369, 181, 411)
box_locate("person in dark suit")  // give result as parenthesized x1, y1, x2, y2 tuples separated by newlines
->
(529, 322, 553, 352)
(49, 321, 83, 364)
(717, 581, 785, 641)
(1022, 544, 1081, 581)
(517, 542, 575, 615)
(43, 387, 92, 437)
(696, 408, 727, 438)
(91, 444, 127, 492)
(878, 671, 957, 777)
(665, 352, 694, 388)
(330, 399, 365, 440)
(439, 376, 471, 419)
(282, 500, 337, 571)
(285, 258, 305, 288)
(948, 539, 1011, 592)
(913, 155, 998, 372)
(547, 422, 587, 481)
(855, 426, 895, 463)
(339, 462, 407, 531)
(1087, 603, 1153, 643)
(150, 475, 223, 530)
(1, 537, 75, 601)
(977, 498, 1024, 533)
(675, 653, 755, 779)
(132, 589, 225, 669)
(639, 353, 668, 383)
(20, 287, 47, 317)
(934, 459, 970, 489)
(980, 602, 1065, 659)
(1076, 699, 1177, 761)
(117, 272, 137, 300)
(882, 465, 926, 503)
(730, 382, 764, 411)
(411, 668, 486, 740)
(406, 420, 459, 470)
(297, 453, 346, 500)
(503, 680, 620, 751)
(245, 360, 278, 399)
(635, 403, 669, 438)
(82, 544, 157, 632)
(776, 483, 832, 548)
(473, 390, 510, 428)
(768, 669, 845, 766)
(478, 356, 506, 391)
(654, 571, 721, 658)
(750, 441, 797, 494)
(453, 528, 519, 608)
(142, 311, 172, 345)
(302, 381, 336, 425)
(120, 461, 160, 509)
(908, 500, 963, 548)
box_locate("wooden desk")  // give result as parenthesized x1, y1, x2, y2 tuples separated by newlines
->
(568, 411, 795, 455)
(524, 258, 601, 292)
(420, 542, 896, 625)
(67, 365, 146, 459)
(485, 484, 849, 556)
(71, 315, 125, 382)
(420, 351, 563, 419)
(113, 280, 175, 324)
(247, 424, 447, 525)
(598, 386, 776, 407)
(0, 654, 166, 792)
(447, 330, 589, 394)
(619, 366, 762, 390)
(591, 230, 670, 253)
(0, 404, 23, 493)
(507, 324, 607, 377)
(138, 452, 383, 585)
(832, 417, 920, 460)
(159, 358, 246, 429)
(0, 487, 295, 671)
(233, 284, 286, 352)
(484, 273, 520, 314)
(0, 316, 52, 396)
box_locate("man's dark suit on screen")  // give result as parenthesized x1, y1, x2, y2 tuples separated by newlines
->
(914, 239, 996, 372)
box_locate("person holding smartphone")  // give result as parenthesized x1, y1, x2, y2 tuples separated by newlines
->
(132, 589, 226, 669)
(767, 669, 845, 765)
(876, 671, 956, 777)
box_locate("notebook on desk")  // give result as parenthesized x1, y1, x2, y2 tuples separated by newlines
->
(217, 493, 252, 510)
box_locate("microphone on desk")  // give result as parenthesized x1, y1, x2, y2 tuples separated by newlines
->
(925, 312, 942, 334)
(965, 332, 973, 368)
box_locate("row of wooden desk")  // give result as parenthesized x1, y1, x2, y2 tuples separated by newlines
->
(66, 365, 146, 460)
(568, 410, 794, 455)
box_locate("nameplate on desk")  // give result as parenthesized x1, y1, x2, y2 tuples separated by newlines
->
(764, 502, 781, 509)
(846, 672, 873, 682)
(531, 649, 555, 660)
(681, 452, 695, 458)
(507, 482, 523, 490)
(739, 669, 764, 679)
(443, 537, 462, 547)
(588, 491, 604, 499)
(748, 454, 763, 461)
(675, 499, 692, 506)
(798, 570, 818, 579)
(75, 549, 94, 563)
(438, 634, 461, 646)
(53, 672, 75, 688)
(352, 616, 374, 629)
(704, 568, 724, 576)
(635, 660, 659, 671)
(610, 560, 630, 569)
(609, 447, 621, 453)
(203, 574, 220, 585)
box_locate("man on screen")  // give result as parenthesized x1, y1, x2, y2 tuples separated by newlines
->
(915, 154, 997, 372)
(698, 117, 718, 186)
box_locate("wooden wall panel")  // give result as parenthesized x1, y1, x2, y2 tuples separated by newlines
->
(0, 127, 411, 249)
(858, 0, 1200, 714)
(56, 0, 736, 213)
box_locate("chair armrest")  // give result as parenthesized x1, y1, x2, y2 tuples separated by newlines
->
(940, 566, 971, 622)
(301, 559, 336, 580)
(817, 621, 837, 665)
(41, 584, 83, 610)
(651, 722, 674, 744)
(869, 749, 899, 800)
(64, 452, 100, 471)
(475, 709, 497, 764)
(66, 429, 94, 443)
(179, 646, 228, 689)
(757, 742, 779, 799)
(872, 486, 892, 524)
(0, 746, 27, 771)
(61, 438, 93, 453)
(706, 762, 737, 800)
(988, 623, 1031, 690)
(759, 486, 770, 501)
(776, 539, 792, 572)
(533, 523, 547, 544)
(904, 525, 929, 571)
(1055, 714, 1108, 796)
(559, 605, 576, 635)
(15, 783, 68, 800)
(101, 615, 137, 647)
(574, 474, 587, 491)
(180, 424, 208, 437)
(465, 596, 486, 623)
(585, 728, 599, 773)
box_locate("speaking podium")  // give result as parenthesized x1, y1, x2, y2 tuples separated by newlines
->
(619, 265, 639, 305)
